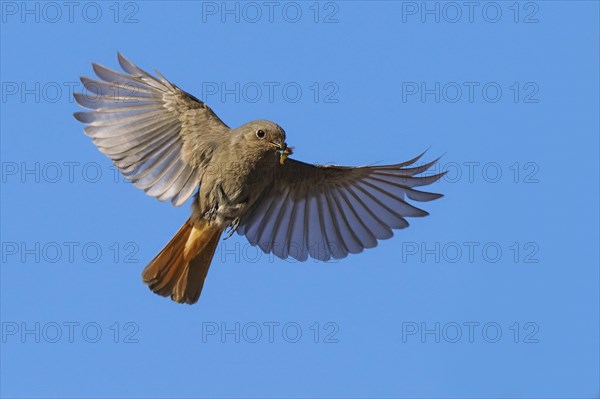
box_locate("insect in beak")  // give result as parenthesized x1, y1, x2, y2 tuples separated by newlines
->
(279, 145, 293, 165)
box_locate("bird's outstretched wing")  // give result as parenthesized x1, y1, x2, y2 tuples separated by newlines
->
(237, 152, 445, 261)
(74, 53, 229, 206)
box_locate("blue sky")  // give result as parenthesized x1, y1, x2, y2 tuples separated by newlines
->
(1, 1, 598, 398)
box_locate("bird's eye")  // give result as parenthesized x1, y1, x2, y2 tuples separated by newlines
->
(256, 129, 266, 139)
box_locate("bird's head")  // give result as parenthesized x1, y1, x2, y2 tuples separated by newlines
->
(238, 120, 293, 164)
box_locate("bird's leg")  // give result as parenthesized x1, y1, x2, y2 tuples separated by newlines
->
(223, 217, 240, 240)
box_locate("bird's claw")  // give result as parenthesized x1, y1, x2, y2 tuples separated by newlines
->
(223, 218, 240, 240)
(204, 205, 218, 223)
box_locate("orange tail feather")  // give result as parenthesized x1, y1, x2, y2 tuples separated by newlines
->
(142, 218, 222, 304)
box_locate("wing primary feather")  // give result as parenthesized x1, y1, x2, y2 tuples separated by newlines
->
(302, 195, 310, 259)
(286, 196, 308, 261)
(93, 62, 165, 91)
(248, 190, 280, 245)
(158, 166, 193, 202)
(321, 190, 350, 256)
(357, 180, 426, 218)
(118, 132, 179, 176)
(336, 187, 377, 248)
(131, 143, 181, 188)
(87, 113, 176, 142)
(326, 188, 364, 253)
(80, 76, 158, 97)
(75, 103, 160, 116)
(344, 185, 392, 236)
(267, 188, 293, 257)
(172, 170, 200, 207)
(99, 123, 179, 165)
(404, 187, 444, 202)
(283, 196, 300, 258)
(75, 108, 165, 127)
(314, 193, 332, 260)
(386, 148, 429, 168)
(153, 69, 177, 90)
(241, 187, 276, 244)
(367, 172, 446, 202)
(373, 158, 441, 176)
(117, 52, 165, 88)
(74, 92, 156, 110)
(146, 158, 188, 198)
(367, 173, 445, 188)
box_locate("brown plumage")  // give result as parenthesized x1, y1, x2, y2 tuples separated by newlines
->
(74, 53, 446, 304)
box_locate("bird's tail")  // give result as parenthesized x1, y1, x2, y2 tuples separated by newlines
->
(142, 218, 222, 304)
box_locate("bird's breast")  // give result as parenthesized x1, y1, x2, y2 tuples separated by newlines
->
(196, 152, 278, 225)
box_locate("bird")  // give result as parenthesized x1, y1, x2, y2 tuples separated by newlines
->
(74, 53, 446, 304)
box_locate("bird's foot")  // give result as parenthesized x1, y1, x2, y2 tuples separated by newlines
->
(223, 218, 240, 240)
(204, 205, 218, 224)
